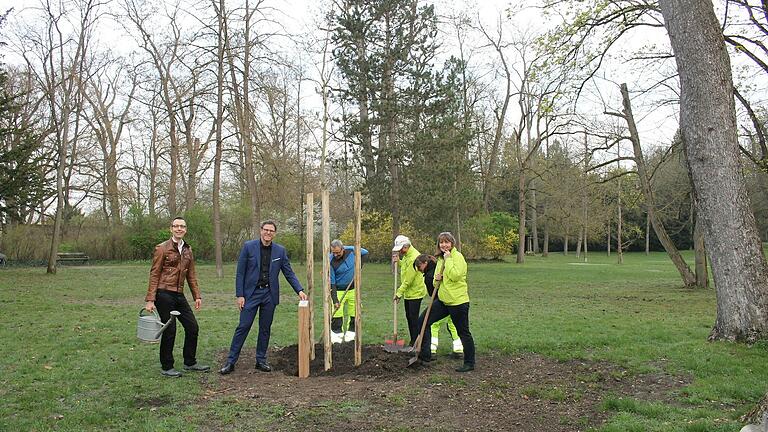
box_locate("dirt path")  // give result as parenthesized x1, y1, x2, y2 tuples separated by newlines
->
(197, 344, 688, 431)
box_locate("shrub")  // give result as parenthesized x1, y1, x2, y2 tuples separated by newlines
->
(279, 232, 303, 261)
(461, 212, 520, 259)
(182, 205, 214, 260)
(125, 206, 168, 260)
(338, 211, 432, 262)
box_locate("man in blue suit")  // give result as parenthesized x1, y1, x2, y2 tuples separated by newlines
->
(219, 220, 307, 374)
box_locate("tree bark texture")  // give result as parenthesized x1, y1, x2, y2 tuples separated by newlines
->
(661, 0, 768, 342)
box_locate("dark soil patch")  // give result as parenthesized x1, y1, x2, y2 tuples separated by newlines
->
(199, 343, 689, 431)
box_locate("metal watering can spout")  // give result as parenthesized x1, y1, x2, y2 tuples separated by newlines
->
(137, 309, 181, 343)
(155, 310, 181, 339)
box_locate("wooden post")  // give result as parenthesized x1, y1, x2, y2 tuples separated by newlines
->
(298, 299, 310, 378)
(322, 190, 332, 370)
(354, 191, 362, 366)
(305, 193, 315, 360)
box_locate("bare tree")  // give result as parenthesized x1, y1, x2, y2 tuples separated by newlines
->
(476, 14, 513, 214)
(601, 83, 696, 286)
(124, 0, 185, 216)
(81, 55, 137, 226)
(225, 0, 265, 235)
(21, 0, 97, 273)
(211, 0, 225, 277)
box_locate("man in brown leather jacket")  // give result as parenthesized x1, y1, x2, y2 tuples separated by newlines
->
(144, 217, 209, 377)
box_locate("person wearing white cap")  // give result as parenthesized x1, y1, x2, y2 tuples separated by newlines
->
(392, 235, 427, 346)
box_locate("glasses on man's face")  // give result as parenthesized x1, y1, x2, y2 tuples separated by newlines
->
(172, 224, 187, 229)
(262, 228, 275, 233)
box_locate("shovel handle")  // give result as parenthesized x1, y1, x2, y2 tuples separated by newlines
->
(331, 279, 355, 315)
(393, 264, 398, 335)
(411, 259, 445, 356)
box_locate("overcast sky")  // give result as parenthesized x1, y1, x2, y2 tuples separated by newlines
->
(0, 0, 680, 154)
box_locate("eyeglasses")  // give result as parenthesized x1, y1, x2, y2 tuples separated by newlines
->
(172, 224, 187, 228)
(261, 228, 276, 233)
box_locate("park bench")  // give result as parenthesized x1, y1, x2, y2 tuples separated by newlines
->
(56, 252, 89, 265)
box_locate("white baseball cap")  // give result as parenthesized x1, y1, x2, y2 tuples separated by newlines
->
(392, 235, 411, 252)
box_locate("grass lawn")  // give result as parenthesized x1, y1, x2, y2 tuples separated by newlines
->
(0, 251, 766, 431)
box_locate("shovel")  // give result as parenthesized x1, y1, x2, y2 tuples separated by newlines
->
(407, 259, 445, 367)
(316, 279, 354, 344)
(384, 263, 405, 352)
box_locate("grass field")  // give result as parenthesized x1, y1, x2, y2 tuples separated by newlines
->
(1, 251, 766, 431)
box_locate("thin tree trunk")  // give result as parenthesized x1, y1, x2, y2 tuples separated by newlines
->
(530, 177, 539, 254)
(516, 170, 526, 263)
(212, 0, 225, 278)
(619, 83, 696, 286)
(617, 143, 623, 264)
(645, 210, 650, 255)
(575, 227, 582, 258)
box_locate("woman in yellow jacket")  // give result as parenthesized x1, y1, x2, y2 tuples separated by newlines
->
(417, 232, 475, 372)
(392, 235, 427, 347)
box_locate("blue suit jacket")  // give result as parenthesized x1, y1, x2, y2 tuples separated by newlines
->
(235, 239, 304, 305)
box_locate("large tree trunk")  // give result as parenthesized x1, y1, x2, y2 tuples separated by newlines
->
(619, 83, 696, 286)
(661, 0, 768, 342)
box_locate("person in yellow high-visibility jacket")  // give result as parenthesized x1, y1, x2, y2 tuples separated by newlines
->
(413, 254, 463, 357)
(416, 232, 475, 372)
(392, 235, 427, 347)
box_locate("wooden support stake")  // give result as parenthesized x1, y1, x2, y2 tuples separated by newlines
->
(298, 300, 310, 378)
(354, 191, 362, 366)
(321, 190, 332, 370)
(305, 193, 315, 361)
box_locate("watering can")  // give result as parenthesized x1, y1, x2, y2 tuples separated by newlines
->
(137, 309, 180, 343)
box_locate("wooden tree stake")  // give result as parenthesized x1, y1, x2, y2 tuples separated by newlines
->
(305, 193, 315, 360)
(322, 190, 332, 370)
(298, 300, 310, 378)
(354, 191, 362, 366)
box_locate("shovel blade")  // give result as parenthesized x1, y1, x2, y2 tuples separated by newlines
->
(384, 334, 405, 353)
(407, 355, 420, 367)
(384, 343, 400, 353)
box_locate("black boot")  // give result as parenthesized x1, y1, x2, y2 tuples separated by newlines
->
(331, 317, 343, 333)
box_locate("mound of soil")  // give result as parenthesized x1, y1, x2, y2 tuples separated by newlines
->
(272, 341, 419, 377)
(202, 344, 689, 431)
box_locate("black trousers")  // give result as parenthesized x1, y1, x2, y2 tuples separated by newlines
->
(418, 300, 475, 366)
(155, 290, 199, 370)
(404, 298, 422, 345)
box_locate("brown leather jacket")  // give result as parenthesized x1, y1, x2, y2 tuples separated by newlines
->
(145, 239, 201, 301)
